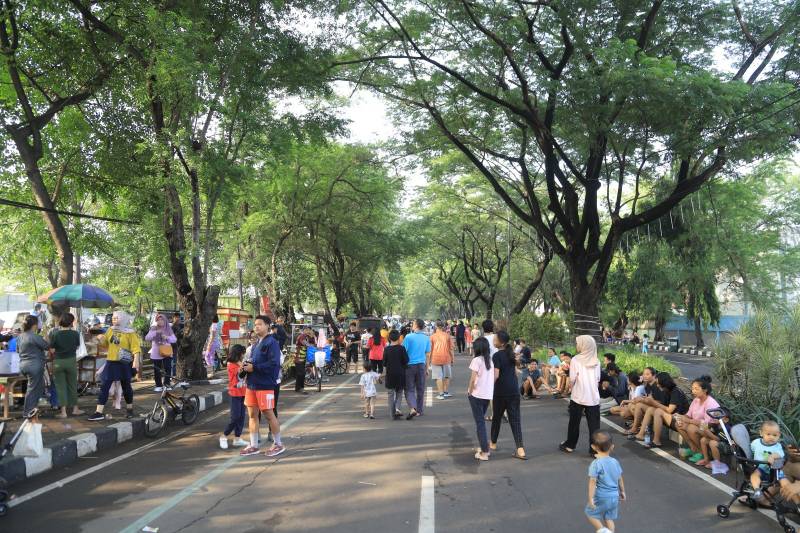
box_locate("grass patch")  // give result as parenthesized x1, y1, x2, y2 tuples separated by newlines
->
(532, 345, 680, 377)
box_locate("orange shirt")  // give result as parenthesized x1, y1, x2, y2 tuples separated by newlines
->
(430, 331, 452, 365)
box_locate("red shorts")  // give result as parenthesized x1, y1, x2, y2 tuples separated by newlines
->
(244, 389, 275, 411)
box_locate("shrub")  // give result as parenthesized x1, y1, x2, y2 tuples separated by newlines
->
(532, 345, 680, 376)
(510, 312, 568, 346)
(714, 306, 800, 445)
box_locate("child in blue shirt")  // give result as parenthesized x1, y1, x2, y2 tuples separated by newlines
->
(750, 420, 789, 499)
(585, 430, 626, 533)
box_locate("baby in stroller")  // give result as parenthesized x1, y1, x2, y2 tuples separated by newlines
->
(751, 420, 790, 500)
(710, 409, 797, 533)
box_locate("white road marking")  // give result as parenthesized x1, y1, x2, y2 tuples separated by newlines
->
(419, 475, 435, 533)
(119, 374, 359, 533)
(426, 387, 433, 407)
(601, 416, 800, 530)
(8, 409, 228, 508)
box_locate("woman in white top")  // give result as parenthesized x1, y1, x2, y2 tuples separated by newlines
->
(467, 337, 494, 461)
(559, 335, 601, 455)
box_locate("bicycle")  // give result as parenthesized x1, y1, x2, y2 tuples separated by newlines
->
(0, 408, 39, 517)
(144, 384, 200, 437)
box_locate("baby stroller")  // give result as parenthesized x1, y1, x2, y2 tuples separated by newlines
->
(0, 407, 39, 517)
(709, 408, 798, 533)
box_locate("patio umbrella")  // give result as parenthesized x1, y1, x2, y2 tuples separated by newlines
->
(37, 284, 115, 308)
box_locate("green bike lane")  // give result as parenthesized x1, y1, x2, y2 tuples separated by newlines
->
(2, 357, 790, 532)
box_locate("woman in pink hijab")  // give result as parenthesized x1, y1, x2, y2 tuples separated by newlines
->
(559, 335, 601, 455)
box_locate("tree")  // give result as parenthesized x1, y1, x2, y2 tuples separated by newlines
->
(338, 0, 800, 323)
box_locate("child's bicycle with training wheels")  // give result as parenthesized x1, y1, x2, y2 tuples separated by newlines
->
(0, 408, 39, 517)
(144, 384, 200, 437)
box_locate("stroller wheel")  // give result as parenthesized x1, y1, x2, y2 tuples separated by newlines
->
(784, 526, 795, 533)
(0, 490, 6, 503)
(0, 503, 7, 516)
(717, 504, 730, 518)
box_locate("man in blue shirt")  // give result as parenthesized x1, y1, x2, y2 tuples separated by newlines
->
(403, 318, 431, 419)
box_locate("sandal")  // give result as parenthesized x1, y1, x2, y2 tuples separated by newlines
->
(474, 451, 489, 461)
(512, 452, 529, 461)
(558, 442, 574, 453)
(645, 442, 663, 449)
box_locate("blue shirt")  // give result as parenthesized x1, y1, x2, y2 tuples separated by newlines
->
(548, 355, 560, 366)
(246, 334, 281, 391)
(403, 332, 431, 365)
(588, 456, 623, 499)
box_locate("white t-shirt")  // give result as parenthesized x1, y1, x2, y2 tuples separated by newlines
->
(484, 333, 498, 356)
(569, 359, 601, 406)
(469, 356, 495, 400)
(359, 371, 379, 398)
(632, 384, 646, 399)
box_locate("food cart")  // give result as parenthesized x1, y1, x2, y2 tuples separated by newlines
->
(217, 307, 251, 352)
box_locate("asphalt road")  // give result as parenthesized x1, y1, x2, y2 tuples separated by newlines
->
(660, 351, 715, 380)
(1, 358, 789, 533)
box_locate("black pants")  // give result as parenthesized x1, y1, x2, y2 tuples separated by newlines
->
(294, 361, 305, 391)
(274, 385, 280, 418)
(153, 358, 172, 388)
(564, 400, 600, 451)
(224, 396, 245, 437)
(490, 395, 524, 448)
(370, 359, 383, 373)
(456, 336, 465, 353)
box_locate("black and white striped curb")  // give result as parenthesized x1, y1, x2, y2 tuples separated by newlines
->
(0, 388, 230, 488)
(607, 340, 714, 357)
(676, 346, 715, 357)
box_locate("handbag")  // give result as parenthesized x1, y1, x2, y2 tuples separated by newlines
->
(159, 344, 174, 357)
(13, 422, 44, 457)
(118, 348, 134, 364)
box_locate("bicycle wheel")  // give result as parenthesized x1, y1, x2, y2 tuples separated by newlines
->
(318, 368, 322, 392)
(323, 362, 336, 377)
(336, 358, 347, 375)
(304, 367, 316, 387)
(144, 403, 168, 437)
(181, 400, 198, 425)
(188, 394, 200, 411)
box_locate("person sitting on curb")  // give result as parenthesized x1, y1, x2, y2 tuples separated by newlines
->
(520, 359, 553, 399)
(675, 375, 720, 465)
(624, 367, 667, 436)
(553, 351, 572, 398)
(541, 347, 560, 387)
(609, 371, 644, 420)
(629, 372, 689, 449)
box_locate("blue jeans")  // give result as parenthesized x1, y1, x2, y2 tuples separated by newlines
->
(224, 396, 246, 437)
(468, 395, 490, 453)
(404, 363, 426, 414)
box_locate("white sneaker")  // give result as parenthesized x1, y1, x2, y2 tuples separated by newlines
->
(153, 386, 164, 392)
(219, 436, 229, 449)
(232, 438, 248, 447)
(437, 393, 446, 400)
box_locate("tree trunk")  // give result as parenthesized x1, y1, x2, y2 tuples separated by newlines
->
(654, 315, 666, 342)
(693, 316, 705, 348)
(569, 265, 602, 340)
(313, 252, 340, 337)
(511, 255, 551, 316)
(17, 148, 74, 285)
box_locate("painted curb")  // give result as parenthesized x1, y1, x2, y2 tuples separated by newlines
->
(0, 388, 229, 488)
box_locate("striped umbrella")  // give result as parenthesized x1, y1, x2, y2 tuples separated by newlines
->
(37, 284, 115, 308)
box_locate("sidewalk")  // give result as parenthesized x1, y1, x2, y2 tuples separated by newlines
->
(0, 371, 230, 488)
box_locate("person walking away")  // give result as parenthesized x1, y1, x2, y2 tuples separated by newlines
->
(429, 321, 453, 400)
(489, 331, 527, 459)
(294, 327, 312, 394)
(361, 327, 372, 366)
(359, 361, 379, 419)
(239, 315, 284, 457)
(88, 311, 140, 421)
(560, 335, 602, 455)
(383, 330, 408, 419)
(468, 337, 494, 461)
(641, 334, 649, 354)
(464, 322, 473, 355)
(367, 327, 386, 374)
(219, 344, 248, 449)
(585, 430, 626, 533)
(402, 319, 431, 419)
(455, 320, 466, 354)
(482, 320, 499, 355)
(203, 315, 222, 376)
(345, 322, 361, 374)
(145, 313, 176, 392)
(18, 314, 49, 418)
(49, 312, 84, 418)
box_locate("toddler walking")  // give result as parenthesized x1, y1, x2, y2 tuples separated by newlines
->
(585, 430, 626, 533)
(359, 361, 379, 419)
(219, 345, 248, 449)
